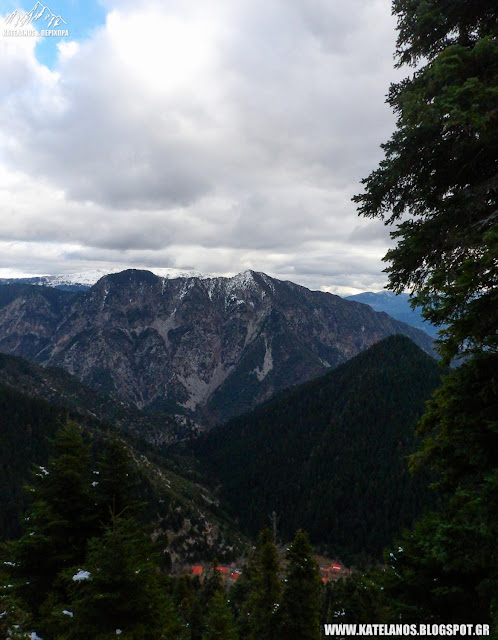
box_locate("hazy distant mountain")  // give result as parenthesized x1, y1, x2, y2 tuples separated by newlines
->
(0, 267, 207, 292)
(0, 269, 434, 424)
(345, 291, 440, 338)
(190, 335, 441, 562)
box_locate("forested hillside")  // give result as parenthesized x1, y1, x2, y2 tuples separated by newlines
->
(189, 335, 442, 563)
(0, 381, 244, 561)
(0, 352, 197, 444)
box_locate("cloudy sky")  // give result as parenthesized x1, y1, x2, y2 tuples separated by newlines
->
(0, 0, 403, 294)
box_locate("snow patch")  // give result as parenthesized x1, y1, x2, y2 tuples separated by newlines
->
(227, 270, 258, 293)
(204, 278, 219, 301)
(178, 279, 195, 301)
(72, 569, 90, 581)
(9, 267, 212, 289)
(252, 342, 273, 381)
(100, 286, 110, 310)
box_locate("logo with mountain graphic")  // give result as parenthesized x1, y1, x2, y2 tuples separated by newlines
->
(4, 2, 69, 36)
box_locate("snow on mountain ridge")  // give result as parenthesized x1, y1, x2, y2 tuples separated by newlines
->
(3, 267, 212, 288)
(47, 268, 263, 290)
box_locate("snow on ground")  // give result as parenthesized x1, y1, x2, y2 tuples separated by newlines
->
(72, 569, 90, 581)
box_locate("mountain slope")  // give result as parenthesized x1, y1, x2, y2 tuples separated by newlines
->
(346, 291, 439, 338)
(0, 352, 197, 444)
(189, 335, 442, 563)
(0, 269, 434, 424)
(0, 378, 245, 563)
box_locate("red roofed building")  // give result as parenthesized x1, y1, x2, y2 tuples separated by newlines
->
(191, 565, 203, 576)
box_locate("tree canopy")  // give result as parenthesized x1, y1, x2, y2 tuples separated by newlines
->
(354, 0, 498, 630)
(353, 0, 498, 363)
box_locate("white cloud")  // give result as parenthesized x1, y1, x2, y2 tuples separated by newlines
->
(0, 2, 401, 293)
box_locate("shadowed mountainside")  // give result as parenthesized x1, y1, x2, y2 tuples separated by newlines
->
(188, 335, 442, 563)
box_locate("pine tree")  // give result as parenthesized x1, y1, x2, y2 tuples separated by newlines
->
(383, 506, 495, 624)
(11, 422, 97, 622)
(279, 530, 322, 640)
(64, 514, 183, 640)
(325, 573, 388, 624)
(203, 590, 238, 640)
(382, 357, 498, 625)
(94, 436, 143, 523)
(353, 0, 498, 630)
(243, 528, 281, 640)
(0, 542, 30, 640)
(353, 0, 498, 365)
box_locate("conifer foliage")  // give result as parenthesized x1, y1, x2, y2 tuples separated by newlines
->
(4, 422, 183, 639)
(279, 530, 322, 640)
(242, 529, 281, 640)
(203, 591, 238, 640)
(353, 0, 498, 364)
(11, 422, 97, 619)
(354, 0, 498, 630)
(62, 515, 174, 640)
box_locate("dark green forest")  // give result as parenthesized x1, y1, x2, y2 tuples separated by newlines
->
(0, 421, 326, 639)
(189, 335, 441, 564)
(0, 382, 66, 540)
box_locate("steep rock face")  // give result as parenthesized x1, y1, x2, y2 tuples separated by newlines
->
(0, 269, 434, 423)
(0, 285, 77, 359)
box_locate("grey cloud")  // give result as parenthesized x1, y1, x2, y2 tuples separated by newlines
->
(347, 221, 391, 245)
(2, 1, 398, 209)
(0, 1, 401, 292)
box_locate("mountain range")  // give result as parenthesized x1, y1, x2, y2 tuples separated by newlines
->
(345, 291, 440, 338)
(0, 267, 206, 292)
(0, 269, 434, 425)
(1, 270, 438, 337)
(0, 352, 196, 445)
(0, 267, 443, 564)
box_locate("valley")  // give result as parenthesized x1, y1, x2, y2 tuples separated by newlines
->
(0, 289, 440, 566)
